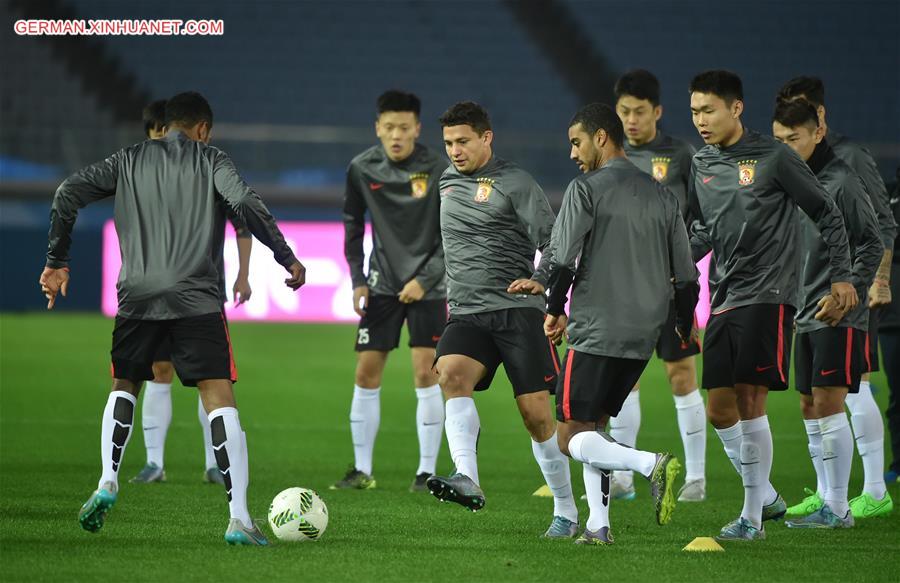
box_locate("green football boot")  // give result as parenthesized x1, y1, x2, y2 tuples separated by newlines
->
(849, 491, 893, 519)
(649, 453, 681, 526)
(786, 488, 823, 516)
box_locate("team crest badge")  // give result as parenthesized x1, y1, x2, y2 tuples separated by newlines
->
(409, 172, 429, 199)
(738, 160, 757, 186)
(474, 178, 494, 203)
(651, 157, 671, 182)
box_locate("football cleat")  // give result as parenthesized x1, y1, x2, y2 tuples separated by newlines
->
(677, 478, 706, 502)
(574, 526, 614, 545)
(409, 472, 432, 493)
(330, 466, 376, 490)
(649, 453, 681, 525)
(541, 515, 579, 539)
(78, 481, 118, 533)
(786, 505, 854, 529)
(715, 517, 765, 541)
(224, 518, 269, 546)
(425, 473, 485, 512)
(786, 488, 823, 516)
(129, 463, 165, 484)
(849, 491, 893, 519)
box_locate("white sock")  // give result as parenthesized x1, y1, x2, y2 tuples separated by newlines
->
(804, 418, 827, 496)
(673, 390, 706, 481)
(846, 381, 887, 499)
(715, 421, 779, 505)
(198, 396, 217, 470)
(582, 464, 610, 532)
(350, 386, 380, 476)
(531, 431, 577, 523)
(98, 391, 137, 489)
(415, 385, 444, 475)
(208, 407, 252, 527)
(609, 388, 640, 487)
(444, 397, 480, 485)
(820, 412, 853, 517)
(739, 416, 774, 529)
(141, 381, 171, 467)
(567, 430, 656, 477)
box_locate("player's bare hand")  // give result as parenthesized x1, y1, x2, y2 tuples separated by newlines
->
(353, 285, 369, 316)
(868, 280, 891, 309)
(232, 274, 252, 306)
(285, 261, 306, 291)
(830, 281, 858, 313)
(39, 266, 69, 310)
(398, 279, 425, 304)
(677, 324, 699, 348)
(507, 279, 545, 295)
(544, 313, 567, 345)
(815, 294, 845, 327)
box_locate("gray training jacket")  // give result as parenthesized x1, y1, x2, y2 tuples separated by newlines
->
(439, 156, 555, 315)
(830, 130, 897, 248)
(46, 131, 298, 320)
(549, 158, 699, 360)
(687, 128, 852, 314)
(343, 143, 447, 299)
(624, 132, 696, 219)
(797, 140, 882, 333)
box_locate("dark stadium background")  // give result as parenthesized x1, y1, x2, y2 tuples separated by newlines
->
(1, 0, 898, 311)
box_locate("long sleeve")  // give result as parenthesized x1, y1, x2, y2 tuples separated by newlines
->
(413, 243, 446, 293)
(841, 145, 896, 247)
(213, 151, 297, 269)
(510, 174, 557, 285)
(777, 148, 852, 283)
(47, 153, 119, 268)
(837, 175, 883, 291)
(685, 168, 713, 262)
(342, 165, 368, 288)
(544, 179, 593, 315)
(669, 199, 700, 337)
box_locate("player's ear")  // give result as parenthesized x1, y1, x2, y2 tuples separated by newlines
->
(595, 129, 608, 149)
(654, 105, 663, 122)
(482, 130, 493, 147)
(414, 120, 422, 140)
(732, 100, 744, 119)
(814, 123, 826, 144)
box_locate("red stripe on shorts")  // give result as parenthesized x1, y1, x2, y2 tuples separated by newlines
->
(845, 328, 853, 385)
(548, 339, 561, 374)
(777, 305, 786, 383)
(562, 350, 574, 421)
(221, 313, 238, 381)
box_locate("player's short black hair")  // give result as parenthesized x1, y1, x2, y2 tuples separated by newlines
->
(689, 70, 743, 104)
(165, 91, 213, 128)
(772, 99, 819, 129)
(376, 90, 421, 118)
(614, 69, 660, 106)
(569, 103, 625, 148)
(777, 76, 825, 108)
(439, 101, 492, 135)
(142, 99, 167, 137)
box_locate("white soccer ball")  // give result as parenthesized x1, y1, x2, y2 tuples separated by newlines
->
(268, 487, 329, 542)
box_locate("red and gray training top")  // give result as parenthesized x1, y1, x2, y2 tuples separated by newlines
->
(687, 128, 852, 315)
(342, 143, 447, 300)
(46, 130, 297, 320)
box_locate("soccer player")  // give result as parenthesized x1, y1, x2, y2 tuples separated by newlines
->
(686, 71, 856, 541)
(512, 103, 692, 544)
(778, 77, 896, 518)
(334, 90, 447, 492)
(425, 101, 578, 538)
(130, 99, 253, 487)
(612, 69, 706, 502)
(40, 91, 306, 545)
(771, 99, 881, 528)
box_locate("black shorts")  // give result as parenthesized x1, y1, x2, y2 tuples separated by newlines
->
(111, 312, 237, 387)
(355, 295, 447, 351)
(865, 308, 881, 373)
(556, 349, 648, 422)
(153, 307, 228, 363)
(434, 308, 561, 397)
(702, 303, 795, 391)
(656, 300, 701, 361)
(794, 327, 866, 395)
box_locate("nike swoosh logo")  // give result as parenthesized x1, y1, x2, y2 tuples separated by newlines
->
(423, 422, 442, 426)
(144, 426, 158, 431)
(755, 365, 775, 372)
(369, 182, 384, 190)
(544, 375, 556, 382)
(702, 176, 715, 184)
(820, 369, 838, 376)
(822, 456, 838, 462)
(686, 429, 703, 436)
(431, 336, 442, 342)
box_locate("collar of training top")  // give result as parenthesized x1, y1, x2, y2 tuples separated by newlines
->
(807, 138, 836, 176)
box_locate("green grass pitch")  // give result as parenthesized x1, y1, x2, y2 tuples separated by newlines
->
(1, 313, 898, 582)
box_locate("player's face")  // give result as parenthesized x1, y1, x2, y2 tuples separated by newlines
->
(443, 124, 493, 174)
(690, 92, 743, 146)
(772, 120, 823, 162)
(568, 123, 600, 173)
(376, 111, 421, 162)
(616, 95, 661, 146)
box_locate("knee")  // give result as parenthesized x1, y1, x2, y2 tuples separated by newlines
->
(152, 361, 174, 383)
(707, 398, 738, 429)
(438, 367, 472, 398)
(558, 432, 572, 457)
(523, 411, 554, 442)
(799, 396, 816, 419)
(413, 367, 438, 389)
(667, 360, 696, 395)
(355, 360, 383, 389)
